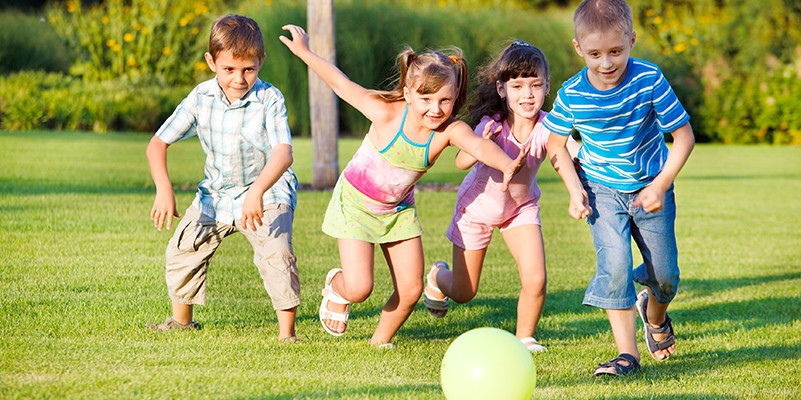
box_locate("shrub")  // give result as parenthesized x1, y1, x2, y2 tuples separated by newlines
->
(0, 10, 71, 74)
(45, 0, 223, 85)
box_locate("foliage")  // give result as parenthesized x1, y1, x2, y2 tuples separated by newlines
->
(0, 71, 190, 133)
(0, 10, 71, 74)
(45, 0, 223, 85)
(630, 0, 801, 144)
(243, 0, 581, 135)
(1, 132, 801, 398)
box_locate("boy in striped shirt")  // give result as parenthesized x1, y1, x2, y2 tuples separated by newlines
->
(543, 0, 695, 376)
(145, 15, 301, 342)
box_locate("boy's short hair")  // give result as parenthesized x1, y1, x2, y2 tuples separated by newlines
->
(209, 14, 265, 61)
(573, 0, 634, 41)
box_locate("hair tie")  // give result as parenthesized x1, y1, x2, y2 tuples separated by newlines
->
(449, 55, 459, 64)
(407, 53, 418, 67)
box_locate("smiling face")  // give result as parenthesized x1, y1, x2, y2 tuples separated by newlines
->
(205, 49, 264, 103)
(403, 79, 457, 131)
(497, 75, 549, 123)
(573, 29, 636, 91)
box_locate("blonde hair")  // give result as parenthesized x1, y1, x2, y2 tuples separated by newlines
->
(208, 14, 264, 61)
(371, 46, 469, 116)
(573, 0, 634, 42)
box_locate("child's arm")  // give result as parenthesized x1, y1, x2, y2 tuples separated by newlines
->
(448, 121, 526, 191)
(280, 25, 389, 123)
(454, 121, 502, 170)
(547, 132, 591, 220)
(240, 144, 294, 231)
(632, 122, 695, 213)
(146, 136, 181, 230)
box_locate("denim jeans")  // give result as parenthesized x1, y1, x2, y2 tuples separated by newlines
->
(582, 179, 680, 309)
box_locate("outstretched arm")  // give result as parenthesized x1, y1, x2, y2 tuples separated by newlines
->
(547, 132, 590, 220)
(146, 136, 181, 230)
(280, 25, 385, 122)
(632, 122, 695, 213)
(454, 120, 502, 170)
(448, 121, 526, 191)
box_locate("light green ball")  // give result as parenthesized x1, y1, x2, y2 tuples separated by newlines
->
(440, 327, 537, 400)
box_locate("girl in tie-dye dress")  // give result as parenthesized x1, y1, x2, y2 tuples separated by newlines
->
(281, 25, 526, 347)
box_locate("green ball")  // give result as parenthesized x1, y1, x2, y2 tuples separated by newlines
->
(440, 327, 537, 400)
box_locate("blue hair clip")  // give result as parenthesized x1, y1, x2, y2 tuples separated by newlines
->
(512, 40, 533, 47)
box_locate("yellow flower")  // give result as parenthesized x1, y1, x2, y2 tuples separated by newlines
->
(112, 44, 122, 52)
(127, 57, 137, 67)
(645, 9, 655, 17)
(141, 27, 149, 35)
(265, 0, 272, 6)
(662, 47, 671, 55)
(162, 47, 172, 56)
(690, 38, 700, 46)
(102, 16, 109, 25)
(67, 0, 77, 13)
(673, 43, 688, 53)
(133, 22, 142, 31)
(179, 17, 189, 27)
(653, 16, 663, 25)
(106, 39, 117, 47)
(192, 27, 200, 35)
(123, 33, 134, 42)
(194, 61, 208, 71)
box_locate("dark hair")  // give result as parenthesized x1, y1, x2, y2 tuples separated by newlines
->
(371, 46, 469, 116)
(465, 40, 549, 127)
(573, 0, 634, 41)
(208, 14, 264, 60)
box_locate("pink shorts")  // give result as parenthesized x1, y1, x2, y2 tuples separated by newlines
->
(446, 203, 541, 250)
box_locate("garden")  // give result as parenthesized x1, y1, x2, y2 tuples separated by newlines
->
(1, 0, 800, 399)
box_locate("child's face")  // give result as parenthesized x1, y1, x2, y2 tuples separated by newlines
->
(497, 75, 549, 122)
(205, 49, 265, 103)
(403, 80, 456, 131)
(572, 30, 635, 91)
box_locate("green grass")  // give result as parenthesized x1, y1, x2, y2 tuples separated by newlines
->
(1, 130, 800, 399)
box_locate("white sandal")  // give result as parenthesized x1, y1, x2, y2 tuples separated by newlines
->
(319, 268, 349, 337)
(520, 337, 547, 353)
(423, 261, 450, 318)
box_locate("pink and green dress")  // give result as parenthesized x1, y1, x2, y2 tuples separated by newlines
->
(322, 106, 435, 243)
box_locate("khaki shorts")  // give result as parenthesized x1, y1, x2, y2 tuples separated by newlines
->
(164, 204, 300, 310)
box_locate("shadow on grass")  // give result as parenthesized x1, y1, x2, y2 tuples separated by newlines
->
(238, 383, 440, 399)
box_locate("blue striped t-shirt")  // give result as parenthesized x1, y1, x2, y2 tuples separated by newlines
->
(542, 58, 689, 192)
(155, 78, 298, 223)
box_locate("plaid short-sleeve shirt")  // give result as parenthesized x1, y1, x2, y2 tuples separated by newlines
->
(155, 78, 298, 223)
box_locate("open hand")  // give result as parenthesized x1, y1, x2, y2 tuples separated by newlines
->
(150, 191, 180, 231)
(480, 120, 503, 141)
(279, 25, 310, 56)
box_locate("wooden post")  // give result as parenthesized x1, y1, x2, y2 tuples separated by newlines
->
(308, 0, 339, 189)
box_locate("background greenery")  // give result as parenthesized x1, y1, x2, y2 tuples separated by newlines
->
(1, 131, 800, 398)
(1, 0, 800, 143)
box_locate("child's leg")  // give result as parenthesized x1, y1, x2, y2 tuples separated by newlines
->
(593, 307, 640, 375)
(369, 237, 425, 345)
(431, 244, 487, 304)
(276, 306, 297, 340)
(322, 238, 376, 334)
(500, 224, 546, 339)
(172, 302, 194, 325)
(631, 188, 679, 360)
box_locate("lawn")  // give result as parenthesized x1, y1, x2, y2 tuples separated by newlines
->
(1, 131, 800, 399)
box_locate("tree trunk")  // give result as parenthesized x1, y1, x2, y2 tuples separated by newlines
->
(307, 0, 339, 189)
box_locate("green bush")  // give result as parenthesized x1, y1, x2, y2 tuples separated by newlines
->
(244, 0, 581, 135)
(46, 0, 223, 85)
(630, 0, 801, 144)
(0, 10, 71, 74)
(0, 72, 190, 133)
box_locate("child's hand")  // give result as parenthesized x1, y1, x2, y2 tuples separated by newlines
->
(632, 185, 666, 213)
(151, 191, 180, 231)
(240, 190, 264, 232)
(500, 144, 529, 192)
(279, 25, 310, 56)
(481, 120, 502, 141)
(568, 190, 592, 220)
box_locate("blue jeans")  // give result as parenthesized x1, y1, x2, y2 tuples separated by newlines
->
(582, 179, 680, 309)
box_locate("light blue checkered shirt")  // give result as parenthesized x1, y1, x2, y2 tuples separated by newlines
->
(542, 58, 690, 192)
(155, 78, 298, 223)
